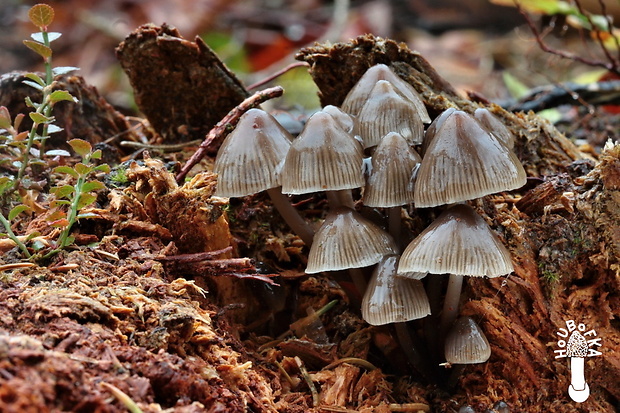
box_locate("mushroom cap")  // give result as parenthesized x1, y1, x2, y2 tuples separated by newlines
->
(361, 255, 431, 326)
(281, 111, 364, 195)
(341, 63, 431, 123)
(363, 132, 422, 207)
(354, 80, 425, 148)
(414, 110, 526, 208)
(306, 207, 397, 273)
(322, 105, 354, 134)
(444, 316, 491, 364)
(214, 108, 292, 197)
(420, 107, 456, 157)
(474, 108, 515, 149)
(397, 204, 514, 277)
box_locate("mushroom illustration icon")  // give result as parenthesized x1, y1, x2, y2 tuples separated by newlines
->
(554, 319, 603, 403)
(566, 330, 589, 403)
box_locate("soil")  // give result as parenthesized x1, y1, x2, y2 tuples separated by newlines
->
(0, 31, 618, 413)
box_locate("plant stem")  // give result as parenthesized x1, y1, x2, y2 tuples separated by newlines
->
(0, 213, 31, 258)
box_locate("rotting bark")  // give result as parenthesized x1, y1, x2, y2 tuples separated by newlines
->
(0, 72, 140, 156)
(1, 34, 618, 413)
(116, 23, 250, 143)
(298, 35, 619, 412)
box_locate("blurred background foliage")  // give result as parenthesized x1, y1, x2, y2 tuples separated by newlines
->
(2, 0, 620, 122)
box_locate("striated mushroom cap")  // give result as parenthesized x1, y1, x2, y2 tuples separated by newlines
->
(444, 316, 491, 364)
(361, 255, 430, 325)
(306, 207, 397, 273)
(281, 112, 364, 195)
(341, 63, 430, 123)
(363, 132, 422, 207)
(354, 80, 425, 148)
(397, 204, 513, 277)
(214, 108, 292, 197)
(322, 105, 354, 134)
(474, 107, 515, 149)
(414, 110, 526, 207)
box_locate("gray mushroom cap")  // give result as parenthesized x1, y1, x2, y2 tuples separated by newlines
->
(444, 316, 491, 364)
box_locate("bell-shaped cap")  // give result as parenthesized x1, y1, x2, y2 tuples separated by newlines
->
(363, 132, 422, 207)
(354, 81, 425, 148)
(414, 110, 526, 207)
(420, 107, 456, 157)
(306, 207, 397, 273)
(474, 108, 514, 149)
(398, 204, 513, 277)
(444, 316, 491, 364)
(341, 63, 430, 123)
(214, 108, 292, 197)
(361, 255, 431, 325)
(281, 112, 364, 195)
(322, 105, 354, 134)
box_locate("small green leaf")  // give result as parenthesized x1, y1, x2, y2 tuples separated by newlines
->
(0, 107, 11, 129)
(8, 205, 31, 220)
(23, 40, 52, 59)
(23, 80, 44, 91)
(25, 231, 41, 241)
(24, 73, 46, 86)
(45, 149, 70, 157)
(91, 149, 102, 159)
(74, 163, 92, 175)
(29, 4, 55, 28)
(51, 199, 71, 207)
(53, 66, 80, 76)
(53, 165, 79, 178)
(77, 212, 99, 219)
(77, 193, 97, 209)
(68, 139, 92, 157)
(31, 32, 61, 43)
(24, 96, 39, 109)
(50, 184, 75, 199)
(62, 235, 75, 247)
(49, 90, 77, 104)
(82, 181, 105, 192)
(29, 112, 54, 124)
(47, 124, 63, 134)
(94, 164, 111, 173)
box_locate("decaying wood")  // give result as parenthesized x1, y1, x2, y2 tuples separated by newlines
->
(116, 23, 250, 143)
(0, 72, 139, 155)
(298, 35, 619, 412)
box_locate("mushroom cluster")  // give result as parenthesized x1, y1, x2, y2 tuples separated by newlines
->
(212, 63, 526, 375)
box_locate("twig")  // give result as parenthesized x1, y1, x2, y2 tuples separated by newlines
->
(295, 356, 319, 407)
(572, 0, 620, 70)
(154, 247, 233, 262)
(176, 86, 284, 184)
(498, 80, 620, 112)
(246, 62, 309, 90)
(517, 3, 620, 76)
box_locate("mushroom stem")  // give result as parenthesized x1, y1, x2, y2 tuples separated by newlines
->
(568, 357, 590, 402)
(394, 322, 436, 383)
(348, 266, 367, 296)
(267, 187, 314, 247)
(439, 273, 464, 339)
(387, 206, 401, 243)
(326, 189, 355, 209)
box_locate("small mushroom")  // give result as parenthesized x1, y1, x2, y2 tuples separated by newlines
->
(214, 108, 314, 245)
(361, 255, 430, 326)
(397, 204, 514, 335)
(474, 107, 515, 149)
(306, 207, 397, 274)
(341, 63, 430, 123)
(414, 109, 526, 208)
(280, 110, 364, 208)
(363, 131, 422, 241)
(444, 316, 491, 364)
(353, 80, 425, 148)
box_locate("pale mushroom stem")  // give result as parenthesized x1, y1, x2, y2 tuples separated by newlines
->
(439, 273, 464, 339)
(267, 187, 314, 247)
